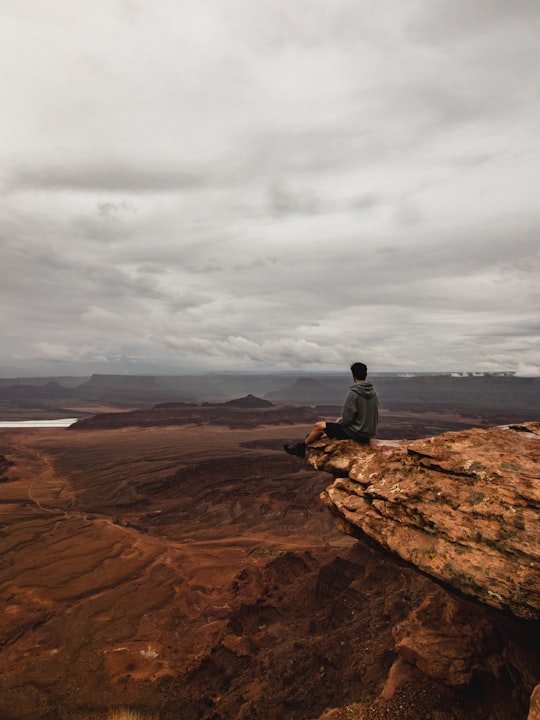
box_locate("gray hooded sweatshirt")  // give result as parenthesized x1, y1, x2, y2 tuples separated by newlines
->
(339, 380, 379, 441)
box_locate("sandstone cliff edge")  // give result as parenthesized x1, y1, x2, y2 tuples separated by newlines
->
(307, 422, 540, 621)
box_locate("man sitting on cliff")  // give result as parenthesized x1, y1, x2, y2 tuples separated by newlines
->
(284, 362, 378, 459)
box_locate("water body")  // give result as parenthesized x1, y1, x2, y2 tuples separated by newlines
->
(0, 418, 78, 428)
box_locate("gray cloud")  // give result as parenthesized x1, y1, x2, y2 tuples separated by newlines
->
(409, 0, 540, 41)
(9, 162, 208, 193)
(1, 0, 539, 376)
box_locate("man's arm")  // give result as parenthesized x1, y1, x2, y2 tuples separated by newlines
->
(339, 390, 357, 426)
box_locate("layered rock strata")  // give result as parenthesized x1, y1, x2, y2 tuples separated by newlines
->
(308, 422, 540, 620)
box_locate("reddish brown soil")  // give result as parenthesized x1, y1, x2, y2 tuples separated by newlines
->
(0, 422, 537, 720)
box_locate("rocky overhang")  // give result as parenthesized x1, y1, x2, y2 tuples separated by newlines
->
(308, 422, 540, 620)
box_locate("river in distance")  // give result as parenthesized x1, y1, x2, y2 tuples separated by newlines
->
(0, 419, 78, 428)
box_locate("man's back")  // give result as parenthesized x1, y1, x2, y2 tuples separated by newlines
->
(340, 379, 378, 441)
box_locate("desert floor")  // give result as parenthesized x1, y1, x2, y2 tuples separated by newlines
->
(0, 420, 537, 720)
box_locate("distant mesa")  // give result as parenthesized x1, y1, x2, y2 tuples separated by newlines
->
(222, 394, 273, 408)
(265, 374, 540, 415)
(0, 380, 72, 401)
(71, 395, 315, 430)
(74, 373, 195, 403)
(265, 377, 343, 405)
(1, 373, 540, 419)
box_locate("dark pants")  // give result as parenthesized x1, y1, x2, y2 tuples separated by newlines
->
(324, 422, 371, 444)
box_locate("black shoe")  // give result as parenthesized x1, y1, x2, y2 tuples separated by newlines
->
(284, 442, 306, 458)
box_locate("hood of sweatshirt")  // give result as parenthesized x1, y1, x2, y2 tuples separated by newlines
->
(349, 380, 377, 398)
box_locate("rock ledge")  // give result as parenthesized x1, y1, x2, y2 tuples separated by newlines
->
(308, 422, 540, 619)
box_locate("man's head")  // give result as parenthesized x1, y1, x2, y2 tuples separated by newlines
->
(350, 362, 367, 381)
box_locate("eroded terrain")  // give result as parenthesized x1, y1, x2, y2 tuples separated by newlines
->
(0, 418, 538, 720)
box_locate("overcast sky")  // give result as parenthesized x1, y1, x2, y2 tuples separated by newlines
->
(1, 0, 540, 377)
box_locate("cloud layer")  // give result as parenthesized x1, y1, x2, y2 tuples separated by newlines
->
(1, 0, 539, 376)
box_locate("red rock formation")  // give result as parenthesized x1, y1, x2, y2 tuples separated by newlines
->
(308, 422, 540, 620)
(1, 422, 539, 720)
(529, 685, 540, 720)
(391, 587, 503, 686)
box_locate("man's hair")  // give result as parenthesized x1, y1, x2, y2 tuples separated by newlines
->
(350, 362, 367, 381)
